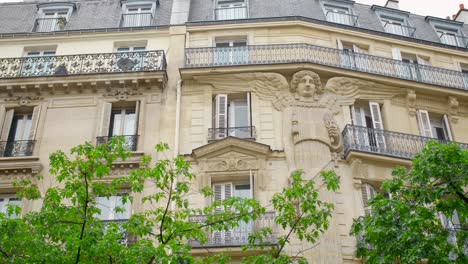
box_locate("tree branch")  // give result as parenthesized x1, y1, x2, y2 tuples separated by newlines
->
(147, 256, 155, 264)
(75, 169, 90, 264)
(159, 173, 174, 244)
(275, 212, 304, 258)
(0, 247, 9, 259)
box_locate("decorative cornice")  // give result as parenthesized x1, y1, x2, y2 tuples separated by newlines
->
(191, 137, 272, 159)
(4, 94, 44, 106)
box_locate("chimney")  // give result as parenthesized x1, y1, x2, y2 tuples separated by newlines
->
(385, 0, 399, 10)
(454, 3, 468, 23)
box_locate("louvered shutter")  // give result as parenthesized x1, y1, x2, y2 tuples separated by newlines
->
(369, 102, 386, 150)
(215, 94, 228, 138)
(443, 115, 453, 141)
(134, 100, 140, 136)
(417, 110, 433, 138)
(0, 109, 14, 142)
(212, 182, 233, 245)
(350, 105, 356, 125)
(361, 183, 376, 216)
(0, 106, 5, 137)
(28, 105, 41, 140)
(391, 48, 402, 61)
(99, 102, 112, 137)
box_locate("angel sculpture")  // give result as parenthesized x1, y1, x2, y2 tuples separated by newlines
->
(194, 70, 403, 175)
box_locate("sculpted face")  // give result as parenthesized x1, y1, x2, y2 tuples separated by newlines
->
(296, 75, 316, 97)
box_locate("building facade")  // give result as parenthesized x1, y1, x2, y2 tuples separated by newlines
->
(0, 0, 467, 263)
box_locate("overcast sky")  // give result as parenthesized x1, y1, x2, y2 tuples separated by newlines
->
(0, 0, 467, 19)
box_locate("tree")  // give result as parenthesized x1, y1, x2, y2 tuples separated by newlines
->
(0, 138, 339, 264)
(351, 141, 467, 264)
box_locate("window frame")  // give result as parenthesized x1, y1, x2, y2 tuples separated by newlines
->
(215, 0, 248, 20)
(0, 194, 21, 218)
(35, 2, 75, 32)
(121, 0, 157, 27)
(321, 1, 356, 26)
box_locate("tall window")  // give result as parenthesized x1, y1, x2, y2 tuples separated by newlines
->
(216, 0, 247, 20)
(35, 9, 69, 32)
(115, 46, 146, 71)
(0, 107, 41, 157)
(361, 183, 377, 216)
(461, 64, 468, 90)
(350, 102, 385, 151)
(392, 49, 431, 82)
(324, 4, 355, 26)
(436, 27, 463, 47)
(214, 39, 248, 65)
(416, 110, 452, 141)
(98, 102, 140, 151)
(0, 195, 20, 218)
(121, 4, 153, 27)
(381, 16, 413, 37)
(212, 93, 252, 140)
(337, 40, 370, 71)
(96, 194, 131, 221)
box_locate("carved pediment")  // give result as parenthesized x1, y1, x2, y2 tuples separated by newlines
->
(191, 137, 272, 159)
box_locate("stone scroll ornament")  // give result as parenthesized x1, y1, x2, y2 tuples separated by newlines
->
(194, 70, 403, 174)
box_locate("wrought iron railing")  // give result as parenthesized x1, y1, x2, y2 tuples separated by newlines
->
(0, 140, 35, 157)
(120, 13, 153, 27)
(342, 125, 468, 160)
(96, 135, 138, 151)
(102, 219, 131, 246)
(0, 50, 166, 79)
(325, 11, 358, 26)
(208, 126, 256, 141)
(33, 18, 64, 32)
(383, 22, 416, 38)
(185, 43, 468, 90)
(215, 6, 247, 20)
(439, 33, 468, 48)
(188, 212, 277, 248)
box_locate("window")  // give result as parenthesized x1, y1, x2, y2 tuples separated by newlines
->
(379, 15, 414, 37)
(323, 4, 356, 26)
(416, 110, 453, 141)
(96, 194, 131, 221)
(216, 0, 247, 20)
(350, 102, 386, 151)
(121, 2, 155, 27)
(461, 64, 468, 90)
(214, 39, 248, 65)
(392, 49, 431, 82)
(34, 2, 75, 32)
(22, 50, 56, 76)
(213, 181, 252, 245)
(436, 27, 464, 47)
(98, 101, 140, 151)
(0, 195, 20, 218)
(115, 46, 146, 70)
(337, 40, 370, 70)
(0, 107, 41, 157)
(211, 93, 253, 140)
(361, 183, 377, 216)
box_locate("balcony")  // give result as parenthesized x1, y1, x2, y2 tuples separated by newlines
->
(383, 22, 416, 38)
(185, 43, 468, 91)
(342, 125, 468, 160)
(325, 11, 358, 26)
(120, 13, 153, 27)
(0, 140, 35, 158)
(33, 18, 64, 32)
(96, 135, 138, 151)
(208, 126, 256, 142)
(188, 212, 277, 248)
(215, 6, 247, 20)
(0, 50, 166, 79)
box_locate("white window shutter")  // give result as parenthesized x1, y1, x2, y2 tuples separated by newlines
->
(28, 105, 42, 140)
(361, 183, 376, 216)
(349, 105, 356, 125)
(99, 102, 112, 137)
(336, 39, 344, 50)
(0, 109, 14, 141)
(215, 94, 228, 138)
(0, 106, 5, 136)
(369, 102, 384, 130)
(443, 115, 453, 141)
(416, 110, 433, 138)
(416, 56, 430, 66)
(134, 100, 140, 136)
(246, 92, 251, 126)
(391, 48, 402, 61)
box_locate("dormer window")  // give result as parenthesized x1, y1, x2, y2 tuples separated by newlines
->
(373, 6, 415, 37)
(34, 3, 75, 32)
(216, 0, 247, 20)
(321, 1, 358, 26)
(427, 17, 467, 48)
(121, 1, 158, 27)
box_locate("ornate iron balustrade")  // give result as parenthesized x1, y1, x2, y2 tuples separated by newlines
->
(215, 6, 247, 20)
(325, 11, 358, 26)
(342, 124, 468, 160)
(185, 43, 468, 90)
(439, 33, 468, 48)
(120, 13, 153, 27)
(208, 126, 256, 142)
(34, 18, 62, 32)
(102, 219, 131, 246)
(188, 212, 277, 248)
(0, 50, 166, 79)
(96, 135, 138, 151)
(0, 140, 35, 157)
(383, 22, 416, 38)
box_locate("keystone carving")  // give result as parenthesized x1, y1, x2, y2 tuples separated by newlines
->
(406, 89, 417, 116)
(448, 96, 459, 123)
(104, 87, 141, 100)
(4, 94, 43, 105)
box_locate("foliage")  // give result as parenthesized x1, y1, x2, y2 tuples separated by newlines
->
(0, 138, 339, 263)
(351, 141, 468, 264)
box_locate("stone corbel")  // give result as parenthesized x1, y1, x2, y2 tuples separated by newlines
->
(448, 96, 459, 123)
(406, 89, 416, 116)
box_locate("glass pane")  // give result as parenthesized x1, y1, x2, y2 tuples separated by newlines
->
(22, 115, 32, 140)
(234, 101, 248, 127)
(113, 196, 130, 220)
(123, 110, 136, 135)
(110, 112, 122, 136)
(11, 115, 24, 141)
(133, 47, 146, 51)
(96, 197, 112, 220)
(117, 47, 130, 52)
